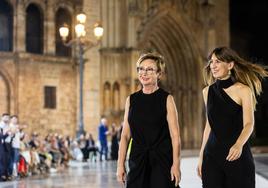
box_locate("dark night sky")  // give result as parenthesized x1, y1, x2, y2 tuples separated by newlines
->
(230, 0, 268, 65)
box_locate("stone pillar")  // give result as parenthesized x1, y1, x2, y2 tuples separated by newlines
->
(83, 0, 102, 136)
(132, 51, 140, 91)
(45, 1, 55, 55)
(15, 2, 25, 52)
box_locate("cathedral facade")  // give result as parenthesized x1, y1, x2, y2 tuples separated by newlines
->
(0, 0, 229, 148)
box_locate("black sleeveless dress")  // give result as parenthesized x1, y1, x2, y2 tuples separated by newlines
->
(202, 78, 255, 188)
(127, 88, 179, 188)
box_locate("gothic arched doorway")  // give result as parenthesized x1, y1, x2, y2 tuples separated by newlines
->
(0, 73, 10, 114)
(137, 8, 204, 148)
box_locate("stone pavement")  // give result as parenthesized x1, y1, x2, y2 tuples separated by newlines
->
(254, 153, 268, 180)
(0, 155, 267, 188)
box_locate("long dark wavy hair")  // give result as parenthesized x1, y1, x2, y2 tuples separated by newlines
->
(204, 46, 268, 109)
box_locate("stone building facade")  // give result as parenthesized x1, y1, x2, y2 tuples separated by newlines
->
(0, 0, 229, 148)
(0, 0, 83, 135)
(97, 0, 229, 148)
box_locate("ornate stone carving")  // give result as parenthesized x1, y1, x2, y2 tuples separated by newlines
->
(128, 0, 143, 16)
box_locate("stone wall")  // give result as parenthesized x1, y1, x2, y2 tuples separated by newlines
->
(0, 0, 81, 137)
(0, 53, 77, 136)
(0, 52, 16, 116)
(17, 53, 77, 135)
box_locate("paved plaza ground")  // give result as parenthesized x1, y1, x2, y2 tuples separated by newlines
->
(0, 153, 268, 188)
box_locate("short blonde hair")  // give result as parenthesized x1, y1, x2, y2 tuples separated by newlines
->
(136, 52, 166, 74)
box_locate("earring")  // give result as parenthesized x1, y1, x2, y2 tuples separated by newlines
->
(228, 70, 231, 76)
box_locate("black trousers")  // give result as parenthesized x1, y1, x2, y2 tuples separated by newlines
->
(127, 157, 180, 188)
(202, 154, 255, 188)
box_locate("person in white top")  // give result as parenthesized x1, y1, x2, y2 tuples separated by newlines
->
(9, 115, 21, 177)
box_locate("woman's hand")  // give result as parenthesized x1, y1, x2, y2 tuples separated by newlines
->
(116, 165, 126, 186)
(197, 157, 202, 178)
(170, 163, 181, 187)
(226, 143, 243, 161)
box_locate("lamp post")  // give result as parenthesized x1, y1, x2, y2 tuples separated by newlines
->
(59, 12, 104, 137)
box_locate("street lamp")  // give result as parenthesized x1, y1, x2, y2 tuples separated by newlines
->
(59, 12, 103, 137)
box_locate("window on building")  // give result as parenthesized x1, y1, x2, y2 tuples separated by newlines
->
(55, 8, 72, 57)
(26, 4, 43, 54)
(113, 82, 120, 111)
(103, 82, 111, 112)
(0, 0, 13, 51)
(44, 86, 56, 109)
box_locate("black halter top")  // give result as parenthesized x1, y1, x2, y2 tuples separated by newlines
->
(205, 77, 247, 162)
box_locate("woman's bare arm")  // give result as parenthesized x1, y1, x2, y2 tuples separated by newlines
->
(226, 85, 254, 161)
(197, 86, 211, 177)
(166, 95, 181, 166)
(117, 97, 131, 184)
(166, 95, 181, 186)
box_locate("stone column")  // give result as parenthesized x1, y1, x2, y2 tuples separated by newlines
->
(44, 1, 55, 55)
(14, 2, 25, 52)
(83, 0, 102, 136)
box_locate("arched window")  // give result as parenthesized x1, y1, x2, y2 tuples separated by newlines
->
(26, 4, 43, 54)
(113, 82, 120, 111)
(55, 8, 72, 56)
(103, 82, 111, 112)
(0, 0, 13, 51)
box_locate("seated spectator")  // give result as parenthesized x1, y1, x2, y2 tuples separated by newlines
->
(58, 135, 70, 168)
(49, 134, 62, 169)
(87, 133, 98, 162)
(70, 141, 83, 161)
(19, 133, 30, 177)
(28, 132, 39, 149)
(78, 134, 88, 162)
(38, 140, 52, 173)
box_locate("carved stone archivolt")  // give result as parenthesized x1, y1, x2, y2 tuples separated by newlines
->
(0, 62, 15, 115)
(136, 5, 204, 148)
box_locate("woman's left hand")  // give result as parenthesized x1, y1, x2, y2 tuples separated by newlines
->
(170, 163, 181, 187)
(226, 143, 243, 161)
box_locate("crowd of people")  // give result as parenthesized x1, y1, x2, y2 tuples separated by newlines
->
(0, 113, 73, 182)
(0, 113, 122, 182)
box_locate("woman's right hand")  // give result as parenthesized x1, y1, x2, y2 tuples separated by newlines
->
(197, 157, 202, 178)
(116, 166, 126, 186)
